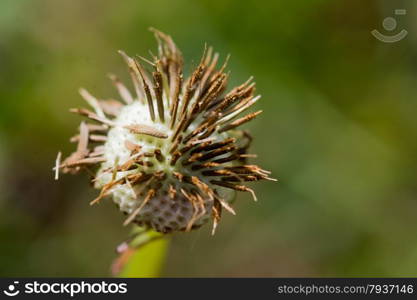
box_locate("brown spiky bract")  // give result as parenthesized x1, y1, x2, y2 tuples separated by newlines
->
(56, 29, 275, 234)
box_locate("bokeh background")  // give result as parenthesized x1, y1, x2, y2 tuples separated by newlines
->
(1, 0, 417, 277)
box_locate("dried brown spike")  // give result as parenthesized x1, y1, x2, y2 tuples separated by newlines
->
(54, 152, 62, 180)
(181, 189, 199, 232)
(85, 124, 108, 132)
(125, 124, 168, 139)
(219, 110, 263, 133)
(168, 184, 176, 199)
(154, 149, 164, 162)
(134, 59, 156, 121)
(215, 194, 236, 215)
(211, 198, 222, 235)
(99, 100, 123, 116)
(62, 156, 106, 168)
(70, 108, 116, 126)
(211, 180, 258, 202)
(152, 71, 165, 122)
(169, 72, 182, 129)
(70, 134, 107, 143)
(108, 73, 134, 104)
(124, 140, 142, 154)
(172, 171, 184, 182)
(118, 50, 145, 102)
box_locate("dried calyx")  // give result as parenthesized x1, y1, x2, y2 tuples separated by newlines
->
(55, 29, 275, 234)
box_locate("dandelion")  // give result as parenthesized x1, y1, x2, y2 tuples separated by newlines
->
(55, 29, 275, 235)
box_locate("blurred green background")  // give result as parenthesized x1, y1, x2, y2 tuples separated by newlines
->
(1, 0, 417, 276)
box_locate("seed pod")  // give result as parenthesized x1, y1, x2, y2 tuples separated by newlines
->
(55, 29, 276, 234)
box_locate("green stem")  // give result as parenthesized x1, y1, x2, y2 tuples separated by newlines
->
(115, 227, 170, 278)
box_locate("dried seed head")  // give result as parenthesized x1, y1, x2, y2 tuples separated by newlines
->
(55, 29, 275, 234)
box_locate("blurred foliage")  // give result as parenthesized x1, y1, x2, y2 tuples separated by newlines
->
(1, 0, 417, 276)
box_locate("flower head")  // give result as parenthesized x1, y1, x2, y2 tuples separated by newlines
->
(56, 29, 275, 234)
